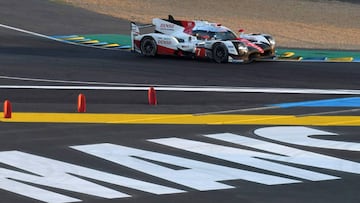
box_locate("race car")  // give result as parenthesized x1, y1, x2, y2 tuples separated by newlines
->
(131, 15, 275, 63)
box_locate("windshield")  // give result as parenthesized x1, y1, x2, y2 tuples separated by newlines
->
(193, 30, 238, 40)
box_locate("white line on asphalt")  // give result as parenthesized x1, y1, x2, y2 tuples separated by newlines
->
(296, 108, 360, 117)
(0, 23, 61, 41)
(0, 85, 360, 95)
(194, 106, 281, 115)
(1, 75, 360, 94)
(0, 23, 117, 50)
(0, 75, 214, 88)
(0, 75, 146, 86)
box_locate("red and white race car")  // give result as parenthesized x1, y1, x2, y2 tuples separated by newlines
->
(131, 15, 275, 63)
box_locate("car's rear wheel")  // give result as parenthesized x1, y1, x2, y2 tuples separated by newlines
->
(212, 43, 228, 63)
(141, 37, 157, 56)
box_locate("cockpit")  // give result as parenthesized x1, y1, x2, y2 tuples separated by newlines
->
(192, 29, 238, 41)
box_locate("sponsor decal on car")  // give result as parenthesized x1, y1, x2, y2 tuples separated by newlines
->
(160, 23, 175, 31)
(157, 39, 172, 45)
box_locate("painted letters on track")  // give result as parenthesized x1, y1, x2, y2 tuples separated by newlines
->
(0, 126, 359, 202)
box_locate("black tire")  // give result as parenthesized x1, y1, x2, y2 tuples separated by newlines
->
(212, 43, 228, 63)
(140, 37, 157, 56)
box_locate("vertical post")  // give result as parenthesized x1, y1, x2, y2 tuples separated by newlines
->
(77, 94, 86, 113)
(148, 87, 157, 105)
(4, 100, 12, 119)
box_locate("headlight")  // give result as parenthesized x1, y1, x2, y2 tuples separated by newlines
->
(237, 42, 248, 51)
(238, 46, 248, 52)
(237, 42, 248, 55)
(266, 36, 275, 45)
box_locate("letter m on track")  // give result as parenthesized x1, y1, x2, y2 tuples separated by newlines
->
(0, 150, 182, 203)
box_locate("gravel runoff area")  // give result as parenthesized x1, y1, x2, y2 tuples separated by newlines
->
(57, 0, 360, 50)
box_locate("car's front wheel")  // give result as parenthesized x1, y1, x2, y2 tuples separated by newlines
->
(212, 43, 228, 63)
(140, 37, 157, 56)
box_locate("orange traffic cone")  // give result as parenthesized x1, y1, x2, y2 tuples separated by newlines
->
(148, 87, 157, 105)
(4, 100, 12, 118)
(77, 93, 86, 113)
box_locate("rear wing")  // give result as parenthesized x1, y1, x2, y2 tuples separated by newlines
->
(130, 22, 154, 51)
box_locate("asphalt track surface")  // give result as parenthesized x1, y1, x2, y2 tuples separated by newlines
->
(0, 1, 359, 203)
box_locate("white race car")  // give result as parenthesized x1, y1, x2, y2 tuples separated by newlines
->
(131, 15, 275, 63)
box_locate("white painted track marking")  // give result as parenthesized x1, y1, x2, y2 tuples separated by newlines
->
(2, 75, 360, 94)
(206, 131, 360, 174)
(2, 75, 359, 95)
(0, 151, 184, 202)
(0, 23, 118, 50)
(296, 108, 360, 117)
(0, 23, 63, 42)
(0, 85, 360, 95)
(194, 106, 281, 115)
(149, 137, 338, 181)
(256, 126, 360, 151)
(72, 143, 299, 187)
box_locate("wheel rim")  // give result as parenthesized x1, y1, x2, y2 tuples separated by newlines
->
(141, 39, 156, 56)
(216, 48, 225, 59)
(214, 45, 227, 62)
